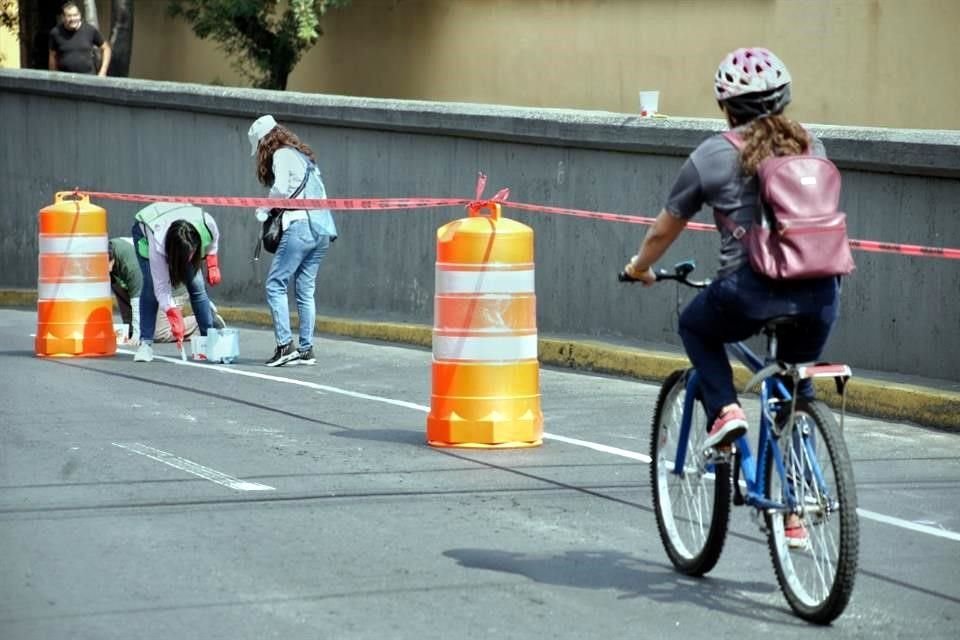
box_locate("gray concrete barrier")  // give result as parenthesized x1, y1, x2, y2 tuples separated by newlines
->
(2, 69, 958, 383)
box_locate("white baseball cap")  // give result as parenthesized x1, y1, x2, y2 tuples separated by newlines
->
(247, 114, 278, 156)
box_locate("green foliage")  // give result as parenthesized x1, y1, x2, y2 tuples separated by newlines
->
(0, 0, 17, 32)
(167, 0, 350, 90)
(0, 0, 16, 65)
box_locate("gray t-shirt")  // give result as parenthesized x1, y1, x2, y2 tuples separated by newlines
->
(665, 130, 825, 277)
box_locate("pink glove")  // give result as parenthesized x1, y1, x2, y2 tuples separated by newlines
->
(205, 254, 221, 286)
(166, 308, 186, 344)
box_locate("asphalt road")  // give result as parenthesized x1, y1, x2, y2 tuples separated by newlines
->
(1, 308, 957, 639)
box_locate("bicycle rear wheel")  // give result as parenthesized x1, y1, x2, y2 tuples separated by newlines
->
(650, 369, 732, 576)
(764, 398, 859, 624)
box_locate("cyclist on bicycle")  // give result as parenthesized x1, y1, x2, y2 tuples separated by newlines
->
(623, 47, 840, 451)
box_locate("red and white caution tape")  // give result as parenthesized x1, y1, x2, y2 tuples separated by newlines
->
(74, 176, 960, 261)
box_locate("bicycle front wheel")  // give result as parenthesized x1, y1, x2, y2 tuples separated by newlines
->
(650, 369, 732, 576)
(764, 398, 859, 624)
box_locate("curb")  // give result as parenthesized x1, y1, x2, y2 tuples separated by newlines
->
(3, 289, 957, 430)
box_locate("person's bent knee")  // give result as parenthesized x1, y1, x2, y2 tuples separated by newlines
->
(265, 278, 287, 297)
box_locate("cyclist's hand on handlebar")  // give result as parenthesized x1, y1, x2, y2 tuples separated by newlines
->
(624, 256, 657, 286)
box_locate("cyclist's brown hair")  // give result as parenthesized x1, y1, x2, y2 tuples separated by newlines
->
(255, 125, 316, 187)
(737, 114, 810, 176)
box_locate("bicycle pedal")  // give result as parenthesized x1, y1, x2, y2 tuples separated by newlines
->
(702, 447, 733, 465)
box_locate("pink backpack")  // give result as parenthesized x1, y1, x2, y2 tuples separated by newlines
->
(722, 132, 855, 280)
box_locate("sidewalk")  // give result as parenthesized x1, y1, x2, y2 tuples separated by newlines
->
(4, 289, 958, 430)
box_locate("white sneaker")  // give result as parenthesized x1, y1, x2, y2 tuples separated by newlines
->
(133, 343, 154, 362)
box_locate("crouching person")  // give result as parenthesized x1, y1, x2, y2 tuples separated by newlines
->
(110, 236, 225, 345)
(131, 202, 222, 362)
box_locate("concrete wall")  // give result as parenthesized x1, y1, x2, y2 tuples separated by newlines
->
(120, 0, 960, 130)
(1, 70, 958, 381)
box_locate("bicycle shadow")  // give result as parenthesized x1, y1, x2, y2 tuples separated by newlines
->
(444, 547, 805, 626)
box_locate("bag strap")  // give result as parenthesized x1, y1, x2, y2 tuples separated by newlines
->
(717, 132, 749, 239)
(252, 157, 315, 262)
(722, 130, 745, 150)
(273, 154, 312, 211)
(286, 163, 311, 202)
(717, 211, 747, 240)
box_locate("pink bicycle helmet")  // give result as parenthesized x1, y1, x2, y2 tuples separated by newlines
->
(714, 47, 791, 100)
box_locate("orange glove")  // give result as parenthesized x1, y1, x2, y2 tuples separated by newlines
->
(205, 254, 221, 286)
(165, 308, 185, 344)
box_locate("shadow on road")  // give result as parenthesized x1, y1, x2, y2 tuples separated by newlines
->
(443, 547, 801, 625)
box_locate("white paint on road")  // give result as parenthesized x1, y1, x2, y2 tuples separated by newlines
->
(857, 509, 960, 542)
(117, 348, 959, 542)
(543, 433, 653, 463)
(112, 442, 275, 492)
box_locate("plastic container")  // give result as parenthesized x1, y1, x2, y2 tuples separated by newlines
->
(189, 334, 207, 361)
(206, 328, 239, 364)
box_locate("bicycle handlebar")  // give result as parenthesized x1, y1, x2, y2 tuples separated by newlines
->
(618, 259, 710, 289)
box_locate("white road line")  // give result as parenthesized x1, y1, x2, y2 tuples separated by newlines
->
(117, 349, 958, 542)
(543, 433, 653, 463)
(112, 442, 275, 492)
(857, 508, 960, 542)
(120, 349, 431, 413)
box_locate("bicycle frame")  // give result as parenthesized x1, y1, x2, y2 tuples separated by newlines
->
(621, 260, 849, 519)
(673, 339, 819, 515)
(631, 260, 859, 623)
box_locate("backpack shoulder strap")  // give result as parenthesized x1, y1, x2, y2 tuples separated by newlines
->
(722, 131, 745, 150)
(715, 210, 748, 239)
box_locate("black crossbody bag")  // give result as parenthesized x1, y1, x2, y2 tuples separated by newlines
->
(254, 166, 311, 260)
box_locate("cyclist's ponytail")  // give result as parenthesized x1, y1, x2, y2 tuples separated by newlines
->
(738, 115, 810, 176)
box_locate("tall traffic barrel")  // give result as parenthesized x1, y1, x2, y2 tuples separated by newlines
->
(35, 192, 116, 357)
(427, 202, 543, 448)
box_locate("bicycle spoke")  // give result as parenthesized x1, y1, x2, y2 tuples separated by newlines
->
(651, 369, 731, 576)
(765, 399, 858, 623)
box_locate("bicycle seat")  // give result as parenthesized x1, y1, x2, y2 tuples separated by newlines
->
(762, 316, 801, 335)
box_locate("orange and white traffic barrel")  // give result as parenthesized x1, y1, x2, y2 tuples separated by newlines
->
(427, 202, 543, 448)
(35, 193, 116, 357)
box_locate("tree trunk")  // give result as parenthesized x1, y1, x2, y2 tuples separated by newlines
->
(107, 0, 133, 77)
(264, 68, 291, 91)
(265, 44, 295, 91)
(20, 0, 60, 69)
(82, 0, 99, 30)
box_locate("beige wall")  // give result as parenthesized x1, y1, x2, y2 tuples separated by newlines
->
(0, 0, 19, 68)
(129, 0, 959, 130)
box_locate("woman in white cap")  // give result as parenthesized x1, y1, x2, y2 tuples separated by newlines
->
(248, 115, 337, 367)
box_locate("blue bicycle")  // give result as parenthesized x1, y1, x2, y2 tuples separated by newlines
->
(621, 261, 859, 624)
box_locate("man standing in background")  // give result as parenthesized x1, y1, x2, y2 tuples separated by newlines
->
(47, 1, 110, 76)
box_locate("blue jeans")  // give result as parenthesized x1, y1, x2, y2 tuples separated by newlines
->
(265, 219, 331, 349)
(678, 265, 840, 422)
(131, 222, 213, 343)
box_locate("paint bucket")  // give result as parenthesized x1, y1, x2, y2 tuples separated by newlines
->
(206, 328, 239, 364)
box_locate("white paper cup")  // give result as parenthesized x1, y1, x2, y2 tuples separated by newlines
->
(114, 323, 129, 345)
(639, 90, 660, 117)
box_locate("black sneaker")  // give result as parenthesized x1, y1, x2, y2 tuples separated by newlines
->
(298, 347, 316, 365)
(265, 342, 299, 367)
